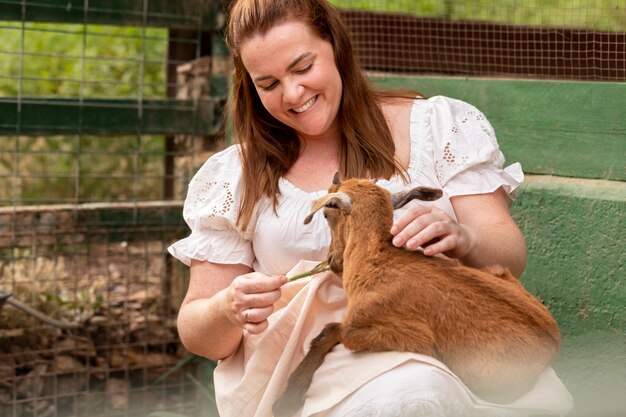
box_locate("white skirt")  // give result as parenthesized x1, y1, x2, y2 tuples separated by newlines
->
(319, 357, 572, 417)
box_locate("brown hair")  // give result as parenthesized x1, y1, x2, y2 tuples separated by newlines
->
(226, 0, 417, 230)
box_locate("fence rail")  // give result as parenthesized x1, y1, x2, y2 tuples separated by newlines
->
(0, 201, 184, 248)
(0, 98, 221, 135)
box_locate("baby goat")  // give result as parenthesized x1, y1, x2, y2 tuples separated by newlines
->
(273, 176, 560, 416)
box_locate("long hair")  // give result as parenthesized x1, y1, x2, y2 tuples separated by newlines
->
(226, 0, 416, 230)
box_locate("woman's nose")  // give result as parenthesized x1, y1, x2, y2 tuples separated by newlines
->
(282, 79, 304, 105)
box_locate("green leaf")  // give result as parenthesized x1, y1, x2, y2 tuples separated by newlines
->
(152, 353, 198, 385)
(186, 373, 217, 407)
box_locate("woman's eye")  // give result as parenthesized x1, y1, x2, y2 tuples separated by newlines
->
(296, 64, 312, 74)
(261, 81, 278, 91)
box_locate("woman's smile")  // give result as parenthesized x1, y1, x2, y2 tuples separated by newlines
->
(292, 95, 318, 114)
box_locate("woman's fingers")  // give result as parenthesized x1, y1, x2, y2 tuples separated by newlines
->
(390, 204, 431, 237)
(406, 221, 449, 250)
(241, 305, 275, 334)
(422, 234, 458, 256)
(391, 205, 444, 248)
(233, 273, 287, 295)
(239, 291, 282, 309)
(245, 320, 270, 334)
(229, 273, 287, 329)
(243, 305, 275, 323)
(391, 205, 473, 258)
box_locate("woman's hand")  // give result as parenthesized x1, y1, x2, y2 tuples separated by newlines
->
(179, 261, 287, 360)
(389, 189, 527, 277)
(390, 204, 476, 259)
(225, 272, 288, 334)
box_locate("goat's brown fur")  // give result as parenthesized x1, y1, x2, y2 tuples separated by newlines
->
(273, 178, 560, 417)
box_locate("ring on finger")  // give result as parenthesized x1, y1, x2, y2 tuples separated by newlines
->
(244, 309, 250, 323)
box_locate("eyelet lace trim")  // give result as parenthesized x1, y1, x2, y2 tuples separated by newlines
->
(189, 178, 235, 218)
(434, 107, 492, 184)
(436, 141, 470, 184)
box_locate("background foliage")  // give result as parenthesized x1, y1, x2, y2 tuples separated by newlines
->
(0, 22, 166, 97)
(332, 0, 625, 31)
(0, 23, 168, 204)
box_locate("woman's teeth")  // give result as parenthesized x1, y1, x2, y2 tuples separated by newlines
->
(292, 96, 317, 113)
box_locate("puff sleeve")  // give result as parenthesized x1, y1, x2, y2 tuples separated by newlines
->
(167, 145, 255, 267)
(425, 96, 523, 199)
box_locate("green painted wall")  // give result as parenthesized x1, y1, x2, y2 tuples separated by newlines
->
(371, 75, 626, 181)
(511, 176, 625, 416)
(513, 175, 625, 335)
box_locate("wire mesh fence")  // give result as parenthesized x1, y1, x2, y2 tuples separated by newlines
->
(334, 0, 626, 80)
(0, 1, 624, 417)
(0, 2, 223, 417)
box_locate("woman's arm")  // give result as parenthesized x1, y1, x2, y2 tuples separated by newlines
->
(177, 260, 287, 360)
(450, 188, 527, 276)
(391, 187, 527, 277)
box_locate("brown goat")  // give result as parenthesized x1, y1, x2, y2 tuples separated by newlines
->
(273, 176, 561, 417)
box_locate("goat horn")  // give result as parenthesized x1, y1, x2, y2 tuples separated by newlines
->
(303, 192, 352, 224)
(391, 186, 443, 209)
(332, 172, 341, 185)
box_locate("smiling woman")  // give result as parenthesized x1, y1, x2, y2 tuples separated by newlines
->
(226, 0, 407, 226)
(167, 1, 573, 416)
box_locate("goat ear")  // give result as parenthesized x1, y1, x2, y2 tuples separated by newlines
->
(303, 192, 352, 224)
(304, 196, 329, 225)
(325, 193, 352, 214)
(391, 187, 443, 209)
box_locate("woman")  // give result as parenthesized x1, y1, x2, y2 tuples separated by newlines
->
(168, 0, 572, 416)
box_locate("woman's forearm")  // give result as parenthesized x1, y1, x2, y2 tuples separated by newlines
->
(177, 287, 243, 361)
(460, 222, 527, 278)
(448, 188, 527, 278)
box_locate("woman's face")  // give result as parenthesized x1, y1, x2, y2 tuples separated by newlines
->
(240, 19, 343, 142)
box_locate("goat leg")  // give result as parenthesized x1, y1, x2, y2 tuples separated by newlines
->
(273, 322, 342, 417)
(341, 316, 436, 354)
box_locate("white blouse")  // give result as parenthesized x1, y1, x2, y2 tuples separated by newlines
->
(168, 96, 523, 275)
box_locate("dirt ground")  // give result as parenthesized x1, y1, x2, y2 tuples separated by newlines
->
(0, 240, 199, 417)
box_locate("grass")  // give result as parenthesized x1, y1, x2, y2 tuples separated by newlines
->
(0, 135, 167, 205)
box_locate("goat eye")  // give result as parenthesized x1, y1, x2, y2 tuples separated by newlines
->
(323, 212, 328, 219)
